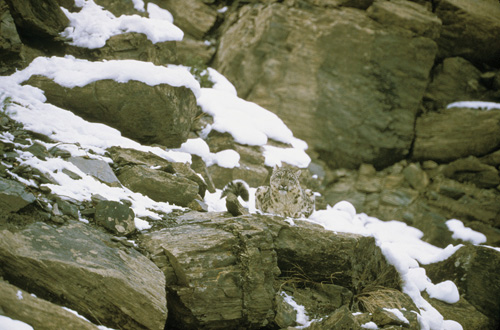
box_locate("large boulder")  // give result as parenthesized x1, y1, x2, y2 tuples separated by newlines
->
(215, 3, 437, 169)
(139, 213, 400, 329)
(0, 221, 167, 330)
(0, 1, 23, 73)
(0, 280, 99, 330)
(412, 107, 500, 162)
(140, 213, 279, 329)
(25, 76, 198, 148)
(4, 0, 69, 38)
(424, 245, 500, 329)
(423, 57, 486, 111)
(434, 0, 500, 66)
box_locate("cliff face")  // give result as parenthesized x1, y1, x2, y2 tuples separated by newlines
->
(1, 0, 500, 330)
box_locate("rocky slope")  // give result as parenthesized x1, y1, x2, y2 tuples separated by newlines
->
(1, 0, 500, 330)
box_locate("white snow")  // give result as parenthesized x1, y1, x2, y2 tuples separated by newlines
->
(147, 3, 174, 23)
(281, 292, 318, 329)
(0, 316, 33, 330)
(61, 0, 183, 49)
(304, 201, 465, 330)
(383, 308, 409, 324)
(16, 290, 23, 300)
(178, 138, 240, 168)
(10, 56, 200, 96)
(361, 321, 379, 329)
(446, 219, 487, 244)
(447, 101, 500, 110)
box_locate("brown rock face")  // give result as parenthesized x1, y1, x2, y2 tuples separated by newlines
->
(25, 76, 198, 148)
(215, 3, 437, 169)
(0, 221, 167, 330)
(435, 0, 500, 66)
(413, 107, 500, 162)
(4, 0, 69, 38)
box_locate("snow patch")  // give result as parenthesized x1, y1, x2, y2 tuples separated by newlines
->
(446, 219, 487, 244)
(61, 0, 183, 49)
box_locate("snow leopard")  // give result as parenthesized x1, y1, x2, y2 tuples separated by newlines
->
(223, 165, 315, 218)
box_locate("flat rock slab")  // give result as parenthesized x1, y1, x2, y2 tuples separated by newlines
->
(140, 213, 399, 329)
(0, 177, 36, 212)
(0, 221, 167, 330)
(0, 280, 99, 330)
(68, 156, 120, 187)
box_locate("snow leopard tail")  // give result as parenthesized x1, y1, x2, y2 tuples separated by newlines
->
(222, 180, 250, 201)
(222, 180, 250, 216)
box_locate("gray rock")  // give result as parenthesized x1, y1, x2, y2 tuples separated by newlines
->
(435, 0, 500, 66)
(0, 177, 36, 212)
(68, 32, 177, 66)
(153, 0, 217, 39)
(108, 146, 207, 197)
(95, 200, 136, 235)
(380, 188, 419, 207)
(55, 198, 79, 218)
(443, 156, 500, 189)
(367, 0, 442, 40)
(307, 306, 359, 330)
(68, 156, 121, 187)
(0, 1, 23, 72)
(0, 221, 167, 330)
(118, 165, 199, 207)
(0, 280, 99, 330)
(26, 141, 49, 160)
(25, 76, 198, 148)
(424, 57, 485, 111)
(215, 4, 437, 169)
(4, 0, 69, 38)
(274, 293, 298, 328)
(403, 163, 429, 191)
(413, 108, 500, 162)
(425, 245, 500, 329)
(140, 214, 278, 329)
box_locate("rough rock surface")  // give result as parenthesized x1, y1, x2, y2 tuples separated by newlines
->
(4, 0, 69, 38)
(0, 221, 167, 330)
(118, 165, 200, 207)
(139, 212, 400, 329)
(95, 200, 136, 235)
(425, 245, 500, 329)
(0, 177, 36, 212)
(435, 0, 500, 66)
(68, 156, 121, 187)
(25, 76, 198, 148)
(413, 108, 500, 162)
(0, 280, 99, 330)
(215, 3, 437, 169)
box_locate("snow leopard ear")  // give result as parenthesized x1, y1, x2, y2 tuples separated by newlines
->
(295, 169, 301, 179)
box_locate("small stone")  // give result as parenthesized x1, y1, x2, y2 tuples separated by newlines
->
(26, 142, 49, 160)
(95, 201, 136, 236)
(359, 163, 377, 176)
(0, 177, 36, 212)
(403, 163, 429, 191)
(61, 168, 82, 180)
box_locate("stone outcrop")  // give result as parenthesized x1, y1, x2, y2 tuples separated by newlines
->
(67, 156, 120, 187)
(4, 0, 69, 39)
(434, 0, 500, 66)
(412, 107, 500, 162)
(118, 165, 200, 207)
(215, 2, 437, 169)
(25, 76, 198, 148)
(425, 245, 500, 329)
(0, 177, 36, 212)
(139, 212, 400, 329)
(94, 200, 136, 235)
(0, 221, 167, 330)
(0, 280, 99, 330)
(151, 0, 217, 39)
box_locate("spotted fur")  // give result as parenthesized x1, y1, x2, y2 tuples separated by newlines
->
(255, 166, 315, 218)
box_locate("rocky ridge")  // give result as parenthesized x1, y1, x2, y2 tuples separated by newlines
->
(0, 0, 500, 329)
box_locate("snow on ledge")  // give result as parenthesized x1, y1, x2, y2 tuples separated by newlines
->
(446, 101, 500, 110)
(61, 0, 183, 49)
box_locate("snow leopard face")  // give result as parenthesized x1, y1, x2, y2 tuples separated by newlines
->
(269, 166, 301, 195)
